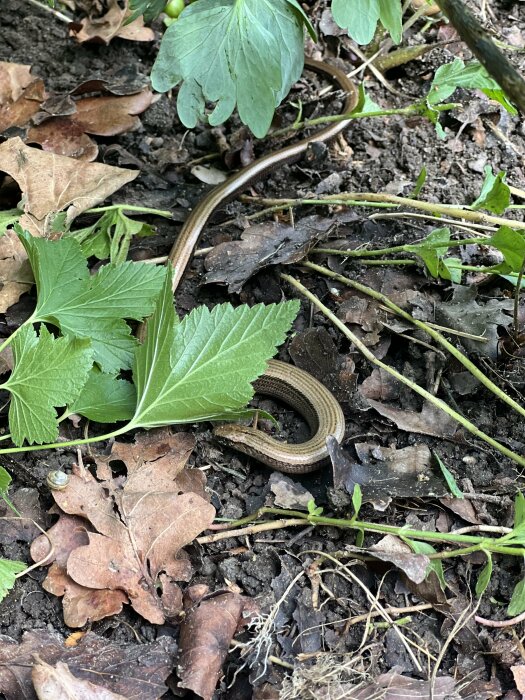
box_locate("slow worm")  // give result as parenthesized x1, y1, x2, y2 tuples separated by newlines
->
(168, 59, 357, 473)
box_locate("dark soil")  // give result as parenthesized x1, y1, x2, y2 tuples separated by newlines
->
(1, 0, 525, 698)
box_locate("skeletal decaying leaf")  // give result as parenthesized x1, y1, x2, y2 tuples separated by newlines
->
(0, 137, 138, 235)
(30, 431, 215, 626)
(328, 437, 447, 505)
(0, 629, 176, 700)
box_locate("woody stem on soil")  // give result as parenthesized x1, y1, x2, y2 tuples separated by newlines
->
(279, 272, 525, 468)
(200, 506, 525, 557)
(240, 192, 525, 230)
(303, 261, 525, 419)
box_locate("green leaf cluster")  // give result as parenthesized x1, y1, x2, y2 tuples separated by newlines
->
(0, 231, 299, 451)
(67, 208, 157, 263)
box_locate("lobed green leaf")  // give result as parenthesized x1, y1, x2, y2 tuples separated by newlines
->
(332, 0, 401, 44)
(151, 0, 309, 137)
(68, 369, 136, 423)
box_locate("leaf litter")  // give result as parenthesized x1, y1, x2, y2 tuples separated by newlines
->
(31, 431, 215, 626)
(0, 629, 176, 700)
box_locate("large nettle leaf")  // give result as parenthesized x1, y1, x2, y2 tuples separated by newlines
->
(129, 271, 300, 429)
(151, 0, 314, 137)
(1, 325, 93, 446)
(18, 231, 166, 374)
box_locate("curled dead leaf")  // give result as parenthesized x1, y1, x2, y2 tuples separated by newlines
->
(178, 589, 253, 700)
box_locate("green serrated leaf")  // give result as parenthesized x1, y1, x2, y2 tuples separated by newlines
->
(515, 492, 525, 529)
(489, 226, 525, 273)
(0, 466, 11, 497)
(130, 271, 300, 429)
(151, 0, 306, 137)
(508, 577, 525, 616)
(0, 466, 18, 516)
(19, 233, 166, 373)
(428, 59, 517, 114)
(0, 558, 26, 603)
(68, 369, 136, 423)
(2, 325, 93, 446)
(352, 484, 362, 518)
(434, 452, 463, 498)
(407, 540, 446, 591)
(471, 167, 511, 215)
(475, 553, 493, 596)
(0, 209, 21, 235)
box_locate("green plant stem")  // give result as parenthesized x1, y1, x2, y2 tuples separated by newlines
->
(270, 102, 461, 139)
(242, 192, 525, 231)
(0, 319, 33, 356)
(85, 204, 173, 218)
(315, 236, 493, 258)
(280, 272, 525, 467)
(355, 258, 416, 266)
(305, 261, 525, 419)
(218, 506, 525, 557)
(0, 425, 130, 455)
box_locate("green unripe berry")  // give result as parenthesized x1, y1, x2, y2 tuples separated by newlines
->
(163, 0, 185, 18)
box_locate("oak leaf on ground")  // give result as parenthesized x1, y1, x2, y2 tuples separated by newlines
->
(31, 431, 215, 625)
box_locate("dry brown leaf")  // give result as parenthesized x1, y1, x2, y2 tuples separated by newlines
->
(369, 534, 430, 584)
(365, 398, 458, 438)
(0, 229, 34, 313)
(0, 629, 176, 700)
(32, 433, 215, 625)
(32, 657, 127, 700)
(0, 488, 42, 543)
(0, 62, 34, 105)
(511, 666, 525, 696)
(0, 137, 138, 235)
(30, 511, 127, 626)
(0, 78, 46, 133)
(27, 90, 154, 161)
(178, 589, 251, 700)
(204, 215, 334, 292)
(70, 0, 154, 44)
